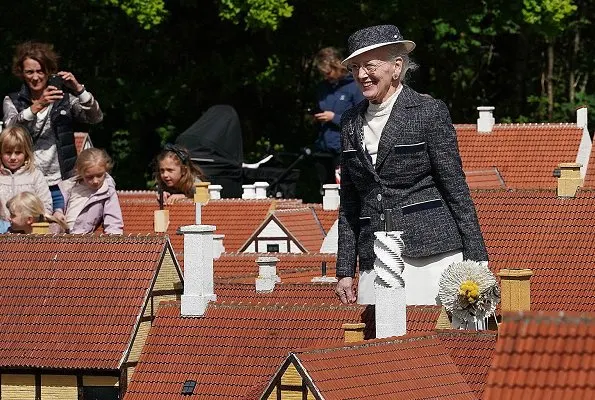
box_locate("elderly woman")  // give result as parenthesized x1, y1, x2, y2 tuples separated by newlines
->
(3, 41, 103, 219)
(335, 25, 488, 306)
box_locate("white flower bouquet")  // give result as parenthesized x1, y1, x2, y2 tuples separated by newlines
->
(438, 260, 500, 327)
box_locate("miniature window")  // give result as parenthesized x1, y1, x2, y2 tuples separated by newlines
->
(181, 380, 197, 395)
(267, 244, 280, 253)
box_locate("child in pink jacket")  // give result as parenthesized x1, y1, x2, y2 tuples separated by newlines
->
(60, 148, 123, 234)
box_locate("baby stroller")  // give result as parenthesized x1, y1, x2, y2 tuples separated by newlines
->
(176, 105, 299, 198)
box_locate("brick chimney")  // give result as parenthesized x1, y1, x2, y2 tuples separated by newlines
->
(342, 323, 365, 343)
(556, 163, 582, 197)
(31, 221, 50, 234)
(498, 269, 533, 315)
(322, 184, 340, 211)
(242, 184, 256, 199)
(194, 182, 210, 224)
(179, 224, 217, 316)
(477, 106, 495, 133)
(255, 256, 280, 293)
(254, 182, 269, 199)
(208, 184, 223, 200)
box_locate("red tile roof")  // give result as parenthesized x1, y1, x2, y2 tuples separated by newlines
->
(472, 189, 595, 312)
(286, 333, 476, 400)
(483, 311, 595, 400)
(123, 301, 368, 400)
(0, 234, 175, 370)
(437, 330, 497, 398)
(456, 123, 583, 188)
(120, 196, 299, 257)
(213, 252, 336, 283)
(214, 283, 441, 334)
(582, 145, 595, 188)
(74, 131, 93, 154)
(215, 282, 339, 303)
(465, 168, 506, 189)
(243, 208, 326, 253)
(309, 204, 339, 233)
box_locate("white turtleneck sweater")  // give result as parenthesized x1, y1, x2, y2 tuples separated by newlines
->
(363, 84, 403, 165)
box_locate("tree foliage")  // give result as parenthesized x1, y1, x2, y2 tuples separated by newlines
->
(94, 0, 167, 29)
(219, 0, 293, 30)
(0, 0, 593, 201)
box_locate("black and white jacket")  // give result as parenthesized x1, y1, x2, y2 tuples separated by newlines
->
(337, 85, 488, 277)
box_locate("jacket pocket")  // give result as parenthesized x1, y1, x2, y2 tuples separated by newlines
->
(401, 198, 443, 215)
(342, 149, 357, 159)
(394, 142, 425, 154)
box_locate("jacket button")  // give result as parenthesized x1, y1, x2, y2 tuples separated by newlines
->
(377, 194, 382, 201)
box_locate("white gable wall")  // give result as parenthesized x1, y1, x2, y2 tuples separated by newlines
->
(243, 220, 303, 253)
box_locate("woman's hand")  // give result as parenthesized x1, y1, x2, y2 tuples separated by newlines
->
(31, 86, 63, 113)
(314, 111, 335, 123)
(58, 71, 84, 94)
(335, 276, 356, 304)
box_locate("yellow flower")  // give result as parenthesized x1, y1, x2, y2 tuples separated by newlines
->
(459, 279, 480, 303)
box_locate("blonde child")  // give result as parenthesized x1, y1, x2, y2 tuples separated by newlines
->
(154, 143, 206, 204)
(0, 126, 52, 221)
(60, 148, 123, 234)
(6, 191, 67, 233)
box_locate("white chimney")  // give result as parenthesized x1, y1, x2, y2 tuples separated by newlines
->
(242, 184, 256, 199)
(477, 106, 495, 133)
(208, 184, 223, 200)
(374, 210, 406, 338)
(254, 181, 269, 199)
(255, 256, 280, 293)
(322, 184, 340, 210)
(575, 106, 591, 179)
(213, 233, 225, 259)
(179, 224, 217, 316)
(577, 106, 588, 130)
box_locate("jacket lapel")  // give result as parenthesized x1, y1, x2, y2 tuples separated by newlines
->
(374, 86, 421, 171)
(348, 102, 376, 174)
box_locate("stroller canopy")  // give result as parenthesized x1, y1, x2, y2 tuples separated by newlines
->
(176, 104, 243, 167)
(175, 105, 244, 197)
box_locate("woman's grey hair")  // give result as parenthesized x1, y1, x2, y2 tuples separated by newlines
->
(386, 46, 418, 82)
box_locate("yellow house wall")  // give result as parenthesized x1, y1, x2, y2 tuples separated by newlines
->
(280, 364, 302, 386)
(82, 376, 119, 387)
(127, 320, 152, 363)
(127, 366, 135, 384)
(1, 374, 35, 400)
(153, 250, 181, 292)
(41, 375, 77, 400)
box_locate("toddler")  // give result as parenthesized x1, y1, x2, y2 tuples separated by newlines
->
(154, 143, 205, 204)
(6, 191, 67, 233)
(0, 125, 52, 220)
(60, 148, 123, 234)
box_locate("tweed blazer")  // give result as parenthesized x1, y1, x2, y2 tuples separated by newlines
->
(336, 85, 488, 277)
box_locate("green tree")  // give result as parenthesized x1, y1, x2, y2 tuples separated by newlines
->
(522, 0, 577, 119)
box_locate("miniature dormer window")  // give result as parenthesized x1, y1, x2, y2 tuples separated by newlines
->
(267, 244, 280, 253)
(181, 380, 197, 395)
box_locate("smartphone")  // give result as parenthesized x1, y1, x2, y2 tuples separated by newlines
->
(47, 74, 64, 90)
(307, 106, 323, 115)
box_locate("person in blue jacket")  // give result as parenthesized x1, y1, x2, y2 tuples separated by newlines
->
(312, 47, 364, 186)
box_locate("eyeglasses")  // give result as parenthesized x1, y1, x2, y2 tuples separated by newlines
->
(346, 61, 387, 75)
